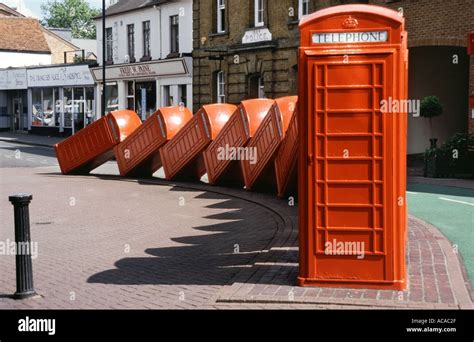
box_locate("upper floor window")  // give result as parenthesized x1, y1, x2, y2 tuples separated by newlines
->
(216, 71, 225, 103)
(170, 15, 180, 54)
(254, 0, 264, 27)
(143, 21, 151, 58)
(249, 74, 265, 98)
(105, 27, 113, 62)
(127, 24, 135, 61)
(217, 0, 226, 33)
(299, 0, 309, 19)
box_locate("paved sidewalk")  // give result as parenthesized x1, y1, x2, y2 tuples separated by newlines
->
(0, 132, 62, 148)
(0, 165, 472, 309)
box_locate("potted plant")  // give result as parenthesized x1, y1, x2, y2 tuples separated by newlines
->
(420, 96, 443, 148)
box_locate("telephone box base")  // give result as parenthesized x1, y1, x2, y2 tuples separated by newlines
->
(297, 277, 406, 291)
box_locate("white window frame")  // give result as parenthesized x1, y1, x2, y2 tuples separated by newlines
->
(217, 71, 225, 103)
(258, 76, 265, 98)
(254, 0, 264, 27)
(217, 0, 226, 33)
(299, 0, 309, 19)
(105, 27, 113, 62)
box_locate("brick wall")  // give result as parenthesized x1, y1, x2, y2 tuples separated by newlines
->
(369, 0, 473, 136)
(193, 0, 473, 134)
(193, 0, 306, 111)
(43, 30, 76, 65)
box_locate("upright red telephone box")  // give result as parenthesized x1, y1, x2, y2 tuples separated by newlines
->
(298, 5, 408, 289)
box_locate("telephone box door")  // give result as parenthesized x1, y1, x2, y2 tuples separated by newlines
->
(306, 51, 398, 285)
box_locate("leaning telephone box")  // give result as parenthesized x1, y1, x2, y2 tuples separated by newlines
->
(114, 107, 193, 177)
(297, 5, 408, 289)
(55, 110, 141, 175)
(160, 104, 236, 180)
(203, 99, 275, 185)
(274, 96, 299, 198)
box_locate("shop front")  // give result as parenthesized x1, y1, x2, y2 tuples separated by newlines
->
(27, 64, 96, 136)
(91, 57, 192, 121)
(0, 68, 28, 132)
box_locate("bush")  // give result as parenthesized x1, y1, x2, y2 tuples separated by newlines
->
(424, 133, 474, 177)
(420, 96, 443, 119)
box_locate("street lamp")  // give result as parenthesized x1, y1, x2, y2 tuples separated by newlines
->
(102, 0, 106, 116)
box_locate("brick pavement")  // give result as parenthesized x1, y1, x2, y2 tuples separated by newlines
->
(0, 165, 472, 309)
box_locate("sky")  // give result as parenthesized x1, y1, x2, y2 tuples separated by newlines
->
(2, 0, 102, 19)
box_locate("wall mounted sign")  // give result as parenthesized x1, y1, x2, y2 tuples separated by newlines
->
(312, 31, 388, 44)
(0, 68, 27, 90)
(242, 28, 273, 44)
(91, 58, 190, 82)
(27, 65, 94, 87)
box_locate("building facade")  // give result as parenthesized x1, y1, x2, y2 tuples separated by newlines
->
(0, 63, 96, 136)
(92, 0, 193, 121)
(193, 0, 315, 110)
(0, 3, 97, 136)
(193, 0, 473, 154)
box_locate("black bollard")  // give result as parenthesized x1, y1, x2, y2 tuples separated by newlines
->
(9, 193, 37, 300)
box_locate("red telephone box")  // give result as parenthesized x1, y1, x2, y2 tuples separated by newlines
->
(298, 5, 408, 290)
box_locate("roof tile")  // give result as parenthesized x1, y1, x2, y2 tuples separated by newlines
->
(0, 17, 51, 53)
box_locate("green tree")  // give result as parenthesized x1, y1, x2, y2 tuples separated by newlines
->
(41, 0, 100, 39)
(420, 95, 443, 142)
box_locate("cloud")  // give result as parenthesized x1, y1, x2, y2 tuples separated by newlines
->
(2, 0, 40, 18)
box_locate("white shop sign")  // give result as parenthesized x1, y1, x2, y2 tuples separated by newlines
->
(91, 59, 189, 82)
(242, 28, 273, 44)
(0, 69, 27, 90)
(27, 65, 94, 87)
(312, 31, 388, 44)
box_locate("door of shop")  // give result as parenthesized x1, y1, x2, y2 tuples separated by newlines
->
(12, 98, 24, 132)
(306, 51, 396, 284)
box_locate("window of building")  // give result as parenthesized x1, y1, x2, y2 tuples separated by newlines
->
(63, 87, 96, 132)
(170, 15, 180, 54)
(84, 87, 95, 127)
(299, 0, 309, 18)
(63, 87, 73, 127)
(105, 27, 113, 63)
(31, 88, 58, 127)
(42, 88, 54, 127)
(217, 0, 226, 33)
(163, 85, 171, 106)
(127, 81, 135, 111)
(31, 88, 43, 126)
(258, 76, 265, 98)
(143, 21, 151, 58)
(73, 87, 85, 132)
(105, 82, 119, 113)
(216, 71, 225, 103)
(135, 82, 157, 120)
(254, 0, 264, 27)
(178, 84, 187, 108)
(54, 88, 60, 126)
(249, 74, 265, 98)
(127, 24, 135, 62)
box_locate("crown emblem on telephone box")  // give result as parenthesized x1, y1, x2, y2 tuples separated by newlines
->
(342, 16, 359, 29)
